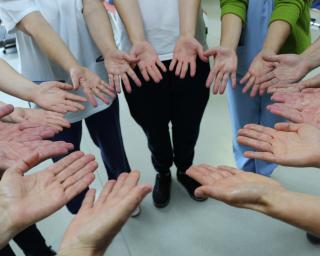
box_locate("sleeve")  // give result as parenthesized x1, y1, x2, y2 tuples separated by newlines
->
(220, 0, 248, 23)
(0, 0, 39, 33)
(270, 0, 309, 28)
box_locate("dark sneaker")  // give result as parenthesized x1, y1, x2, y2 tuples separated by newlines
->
(152, 172, 171, 208)
(177, 171, 207, 202)
(306, 233, 320, 245)
(26, 246, 56, 256)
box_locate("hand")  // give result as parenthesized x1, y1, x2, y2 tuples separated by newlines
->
(4, 107, 70, 132)
(186, 165, 284, 211)
(59, 171, 152, 256)
(257, 54, 309, 93)
(32, 81, 87, 114)
(0, 151, 97, 247)
(237, 123, 320, 167)
(130, 41, 167, 83)
(268, 73, 320, 94)
(269, 89, 320, 128)
(169, 36, 207, 79)
(104, 49, 141, 94)
(241, 50, 275, 97)
(204, 47, 237, 95)
(70, 66, 116, 107)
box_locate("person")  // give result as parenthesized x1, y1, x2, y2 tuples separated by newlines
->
(0, 150, 99, 251)
(0, 0, 133, 216)
(204, 0, 310, 176)
(103, 0, 210, 208)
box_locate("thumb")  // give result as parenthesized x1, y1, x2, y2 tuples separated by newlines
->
(50, 82, 74, 91)
(274, 122, 300, 132)
(0, 104, 14, 119)
(11, 152, 40, 175)
(262, 54, 280, 63)
(204, 48, 218, 57)
(123, 53, 139, 64)
(197, 47, 208, 62)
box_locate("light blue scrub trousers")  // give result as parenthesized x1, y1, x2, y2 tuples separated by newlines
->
(226, 0, 285, 176)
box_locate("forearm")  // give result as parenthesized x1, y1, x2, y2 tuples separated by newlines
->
(179, 0, 201, 37)
(300, 37, 320, 71)
(0, 59, 39, 102)
(263, 20, 291, 54)
(114, 0, 145, 43)
(17, 12, 80, 73)
(0, 206, 17, 249)
(220, 14, 242, 50)
(83, 0, 117, 57)
(260, 190, 320, 236)
(58, 247, 105, 256)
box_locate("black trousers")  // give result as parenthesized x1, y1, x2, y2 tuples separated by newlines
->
(0, 225, 47, 256)
(124, 59, 210, 173)
(51, 98, 130, 214)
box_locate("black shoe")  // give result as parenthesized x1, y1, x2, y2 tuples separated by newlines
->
(25, 246, 56, 256)
(153, 172, 171, 208)
(306, 233, 320, 245)
(177, 171, 207, 202)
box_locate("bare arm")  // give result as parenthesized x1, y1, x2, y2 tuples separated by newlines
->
(179, 0, 201, 38)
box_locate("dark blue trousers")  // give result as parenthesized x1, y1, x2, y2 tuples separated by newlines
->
(52, 98, 130, 214)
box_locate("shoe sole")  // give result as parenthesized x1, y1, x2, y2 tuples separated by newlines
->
(153, 199, 170, 208)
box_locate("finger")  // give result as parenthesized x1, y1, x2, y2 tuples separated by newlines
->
(47, 116, 71, 129)
(231, 72, 237, 88)
(56, 153, 95, 182)
(274, 122, 301, 132)
(220, 73, 229, 95)
(250, 82, 260, 97)
(96, 180, 117, 205)
(186, 165, 221, 185)
(0, 104, 14, 119)
(238, 127, 273, 143)
(243, 151, 276, 163)
(114, 75, 121, 94)
(127, 68, 142, 87)
(180, 62, 189, 79)
(169, 58, 177, 72)
(206, 70, 215, 88)
(213, 71, 223, 95)
(121, 73, 132, 94)
(108, 74, 116, 93)
(98, 82, 116, 98)
(190, 60, 197, 77)
(93, 88, 111, 105)
(83, 88, 98, 107)
(237, 136, 273, 152)
(151, 64, 163, 81)
(147, 65, 161, 83)
(240, 72, 251, 85)
(65, 100, 85, 111)
(156, 59, 167, 73)
(79, 189, 96, 212)
(242, 124, 277, 136)
(64, 92, 87, 103)
(139, 65, 150, 82)
(62, 160, 98, 189)
(267, 104, 302, 123)
(117, 171, 141, 198)
(194, 185, 223, 200)
(64, 173, 95, 202)
(108, 172, 129, 198)
(216, 166, 239, 175)
(256, 72, 275, 85)
(175, 61, 183, 77)
(49, 151, 85, 175)
(54, 82, 76, 91)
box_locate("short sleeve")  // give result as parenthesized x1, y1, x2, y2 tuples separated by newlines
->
(0, 0, 39, 33)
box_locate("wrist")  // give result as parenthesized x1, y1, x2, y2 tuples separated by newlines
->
(0, 203, 18, 248)
(59, 246, 105, 256)
(259, 188, 289, 215)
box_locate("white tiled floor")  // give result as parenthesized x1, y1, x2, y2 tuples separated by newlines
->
(2, 1, 320, 255)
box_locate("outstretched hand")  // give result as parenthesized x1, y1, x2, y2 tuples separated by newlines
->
(59, 171, 152, 256)
(70, 66, 116, 107)
(0, 151, 97, 248)
(186, 165, 284, 210)
(204, 47, 237, 95)
(104, 49, 141, 94)
(237, 123, 320, 168)
(269, 89, 320, 128)
(130, 41, 167, 83)
(32, 81, 87, 114)
(169, 36, 207, 79)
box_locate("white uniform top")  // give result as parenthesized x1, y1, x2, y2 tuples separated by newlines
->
(0, 0, 112, 123)
(116, 0, 208, 61)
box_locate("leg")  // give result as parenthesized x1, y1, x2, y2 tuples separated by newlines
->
(172, 59, 210, 172)
(124, 65, 173, 174)
(0, 245, 15, 256)
(51, 121, 85, 214)
(85, 98, 130, 180)
(226, 76, 261, 172)
(13, 224, 55, 256)
(256, 93, 286, 176)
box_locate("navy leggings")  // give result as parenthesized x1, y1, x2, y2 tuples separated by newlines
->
(52, 98, 130, 214)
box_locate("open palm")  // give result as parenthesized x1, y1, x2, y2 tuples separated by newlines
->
(186, 165, 283, 210)
(237, 123, 320, 167)
(0, 151, 97, 236)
